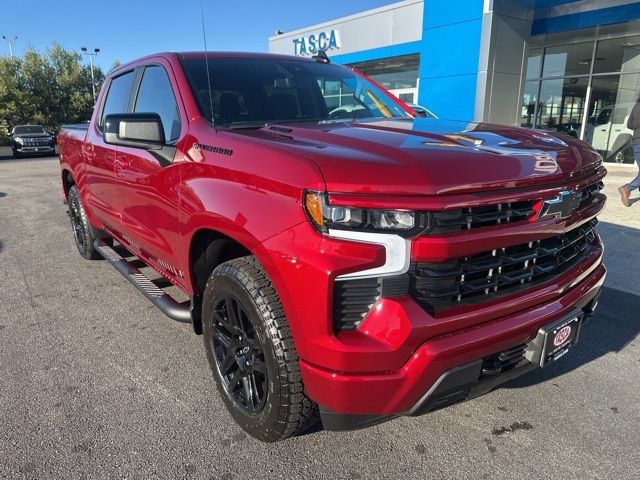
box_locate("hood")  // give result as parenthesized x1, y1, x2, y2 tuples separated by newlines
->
(232, 118, 601, 195)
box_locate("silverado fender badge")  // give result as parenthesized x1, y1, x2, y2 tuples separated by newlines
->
(538, 190, 581, 220)
(193, 142, 233, 156)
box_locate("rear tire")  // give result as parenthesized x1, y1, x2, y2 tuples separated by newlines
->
(68, 185, 100, 260)
(202, 256, 319, 442)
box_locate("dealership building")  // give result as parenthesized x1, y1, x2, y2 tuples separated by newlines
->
(269, 0, 640, 164)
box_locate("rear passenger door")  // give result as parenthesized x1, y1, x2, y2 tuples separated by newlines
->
(84, 69, 136, 229)
(113, 62, 184, 280)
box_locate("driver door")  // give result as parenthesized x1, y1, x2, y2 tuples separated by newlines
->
(113, 62, 185, 282)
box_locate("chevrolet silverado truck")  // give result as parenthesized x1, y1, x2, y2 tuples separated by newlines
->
(58, 52, 606, 442)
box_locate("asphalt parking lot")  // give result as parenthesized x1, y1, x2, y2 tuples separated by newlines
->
(1, 149, 639, 479)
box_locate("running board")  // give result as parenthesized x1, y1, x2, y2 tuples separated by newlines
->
(94, 239, 191, 323)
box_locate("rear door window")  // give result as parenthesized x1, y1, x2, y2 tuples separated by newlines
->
(100, 70, 136, 128)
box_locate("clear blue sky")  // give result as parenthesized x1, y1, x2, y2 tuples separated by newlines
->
(0, 0, 397, 70)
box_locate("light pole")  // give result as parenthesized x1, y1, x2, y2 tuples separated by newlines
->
(2, 35, 17, 57)
(81, 47, 100, 99)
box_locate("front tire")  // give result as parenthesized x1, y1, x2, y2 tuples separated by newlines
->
(67, 185, 100, 260)
(202, 256, 319, 442)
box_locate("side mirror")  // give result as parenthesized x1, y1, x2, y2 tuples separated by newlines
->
(8, 132, 13, 137)
(104, 113, 165, 150)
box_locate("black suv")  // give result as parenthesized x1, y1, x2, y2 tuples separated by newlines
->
(10, 125, 56, 157)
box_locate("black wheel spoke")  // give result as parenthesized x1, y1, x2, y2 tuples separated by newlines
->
(252, 359, 266, 375)
(212, 325, 233, 349)
(213, 309, 233, 332)
(225, 297, 240, 329)
(245, 336, 261, 349)
(219, 349, 237, 375)
(242, 375, 255, 410)
(234, 299, 243, 329)
(227, 370, 244, 391)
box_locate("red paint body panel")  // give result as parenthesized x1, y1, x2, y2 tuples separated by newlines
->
(58, 52, 607, 417)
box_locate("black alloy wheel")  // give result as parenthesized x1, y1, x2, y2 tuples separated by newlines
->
(67, 185, 99, 259)
(69, 197, 85, 249)
(210, 294, 268, 414)
(202, 256, 319, 442)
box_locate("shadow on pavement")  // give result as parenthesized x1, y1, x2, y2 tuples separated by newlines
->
(503, 286, 640, 389)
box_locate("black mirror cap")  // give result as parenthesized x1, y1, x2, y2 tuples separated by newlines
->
(104, 113, 165, 150)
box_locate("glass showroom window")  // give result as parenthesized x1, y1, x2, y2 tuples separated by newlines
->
(521, 36, 640, 164)
(537, 77, 587, 137)
(584, 74, 640, 163)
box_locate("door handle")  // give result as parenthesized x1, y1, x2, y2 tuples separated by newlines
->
(614, 129, 621, 132)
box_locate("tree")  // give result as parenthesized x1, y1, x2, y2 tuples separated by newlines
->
(0, 43, 104, 133)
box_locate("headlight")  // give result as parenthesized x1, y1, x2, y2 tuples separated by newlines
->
(15, 137, 24, 144)
(304, 191, 428, 237)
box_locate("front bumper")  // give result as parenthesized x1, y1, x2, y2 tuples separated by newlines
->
(260, 218, 605, 417)
(316, 265, 604, 430)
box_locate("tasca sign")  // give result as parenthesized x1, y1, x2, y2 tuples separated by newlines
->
(292, 30, 340, 56)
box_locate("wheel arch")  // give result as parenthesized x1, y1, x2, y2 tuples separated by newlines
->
(188, 228, 253, 295)
(186, 222, 261, 335)
(61, 169, 75, 198)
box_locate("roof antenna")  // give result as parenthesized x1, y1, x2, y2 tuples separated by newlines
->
(312, 50, 330, 64)
(199, 0, 215, 125)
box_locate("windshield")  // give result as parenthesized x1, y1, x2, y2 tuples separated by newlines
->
(14, 126, 46, 134)
(181, 57, 411, 128)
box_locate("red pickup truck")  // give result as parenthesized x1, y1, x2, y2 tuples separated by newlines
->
(58, 52, 606, 442)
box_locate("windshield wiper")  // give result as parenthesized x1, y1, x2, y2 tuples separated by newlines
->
(220, 118, 327, 130)
(218, 121, 270, 130)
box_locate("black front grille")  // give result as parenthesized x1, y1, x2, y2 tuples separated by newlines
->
(579, 180, 604, 209)
(411, 219, 599, 313)
(429, 180, 604, 234)
(23, 138, 50, 146)
(431, 201, 535, 233)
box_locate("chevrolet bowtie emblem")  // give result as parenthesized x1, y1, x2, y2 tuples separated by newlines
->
(538, 190, 581, 220)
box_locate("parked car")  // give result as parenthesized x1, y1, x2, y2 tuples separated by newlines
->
(58, 52, 606, 442)
(584, 104, 634, 163)
(10, 125, 56, 157)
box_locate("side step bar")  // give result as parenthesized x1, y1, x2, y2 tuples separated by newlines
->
(94, 239, 191, 323)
